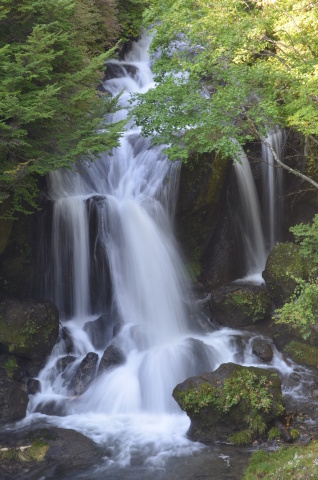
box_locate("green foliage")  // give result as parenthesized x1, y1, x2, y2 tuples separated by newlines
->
(230, 429, 253, 446)
(0, 0, 125, 214)
(133, 0, 318, 168)
(268, 427, 281, 441)
(273, 216, 318, 339)
(290, 215, 318, 266)
(118, 0, 149, 42)
(274, 278, 318, 339)
(243, 441, 318, 480)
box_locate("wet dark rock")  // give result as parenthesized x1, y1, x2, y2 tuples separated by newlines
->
(27, 378, 41, 395)
(252, 340, 274, 362)
(84, 313, 117, 350)
(0, 299, 59, 367)
(275, 421, 293, 443)
(0, 355, 28, 424)
(69, 352, 98, 396)
(59, 327, 75, 354)
(98, 345, 125, 375)
(34, 400, 67, 416)
(175, 152, 238, 286)
(103, 62, 138, 81)
(0, 426, 103, 480)
(210, 283, 272, 328)
(56, 355, 76, 374)
(173, 363, 284, 444)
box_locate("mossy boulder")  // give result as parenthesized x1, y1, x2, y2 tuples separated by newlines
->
(173, 363, 284, 444)
(262, 243, 309, 307)
(0, 355, 29, 424)
(0, 298, 59, 365)
(209, 283, 272, 327)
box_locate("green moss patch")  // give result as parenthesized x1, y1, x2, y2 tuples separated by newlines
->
(243, 440, 318, 479)
(0, 440, 49, 463)
(283, 341, 318, 367)
(225, 289, 271, 323)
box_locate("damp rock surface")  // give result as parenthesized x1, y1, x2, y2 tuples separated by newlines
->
(0, 298, 59, 365)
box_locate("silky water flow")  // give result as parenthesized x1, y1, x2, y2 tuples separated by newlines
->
(23, 33, 316, 478)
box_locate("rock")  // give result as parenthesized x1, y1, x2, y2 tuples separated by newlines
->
(98, 345, 125, 375)
(27, 378, 41, 395)
(0, 355, 28, 424)
(59, 327, 75, 354)
(0, 299, 59, 367)
(69, 352, 98, 396)
(84, 313, 117, 350)
(252, 341, 274, 362)
(34, 400, 67, 416)
(56, 355, 76, 374)
(262, 243, 309, 307)
(209, 283, 272, 327)
(173, 363, 284, 444)
(275, 421, 293, 443)
(175, 152, 238, 285)
(0, 426, 103, 479)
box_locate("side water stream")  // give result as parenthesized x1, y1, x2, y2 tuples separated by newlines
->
(10, 33, 318, 479)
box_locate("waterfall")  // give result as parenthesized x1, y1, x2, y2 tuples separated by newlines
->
(27, 34, 296, 474)
(234, 149, 267, 280)
(262, 127, 284, 252)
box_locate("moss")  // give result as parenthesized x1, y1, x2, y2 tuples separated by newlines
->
(3, 356, 18, 378)
(225, 289, 271, 322)
(0, 440, 49, 463)
(243, 440, 318, 479)
(283, 341, 318, 367)
(175, 369, 284, 418)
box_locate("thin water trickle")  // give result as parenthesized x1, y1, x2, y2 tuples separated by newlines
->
(234, 149, 267, 277)
(262, 127, 284, 252)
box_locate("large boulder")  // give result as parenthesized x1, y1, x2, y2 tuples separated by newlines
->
(262, 243, 309, 307)
(173, 363, 284, 444)
(69, 352, 98, 396)
(0, 355, 28, 424)
(209, 283, 272, 327)
(0, 299, 59, 367)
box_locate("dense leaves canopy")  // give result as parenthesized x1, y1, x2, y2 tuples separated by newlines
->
(133, 0, 318, 163)
(0, 0, 126, 212)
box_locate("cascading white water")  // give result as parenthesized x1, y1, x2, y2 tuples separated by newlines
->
(25, 34, 304, 475)
(234, 149, 267, 281)
(262, 127, 284, 252)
